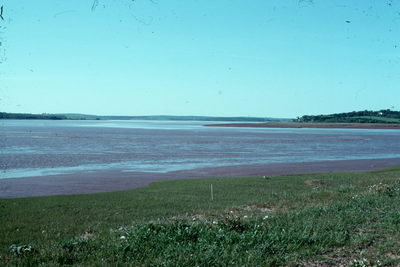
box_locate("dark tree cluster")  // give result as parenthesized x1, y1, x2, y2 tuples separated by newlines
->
(296, 110, 400, 123)
(0, 112, 67, 120)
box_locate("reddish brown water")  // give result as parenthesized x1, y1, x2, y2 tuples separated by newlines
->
(1, 120, 400, 179)
(1, 120, 400, 198)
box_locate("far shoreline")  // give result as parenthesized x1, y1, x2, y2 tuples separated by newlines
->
(204, 122, 400, 130)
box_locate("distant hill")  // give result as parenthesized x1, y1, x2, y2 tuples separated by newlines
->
(0, 112, 291, 122)
(59, 114, 292, 122)
(296, 110, 400, 124)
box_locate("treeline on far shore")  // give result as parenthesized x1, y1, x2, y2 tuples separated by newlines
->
(0, 112, 283, 122)
(3, 110, 400, 124)
(0, 112, 68, 120)
(296, 109, 400, 124)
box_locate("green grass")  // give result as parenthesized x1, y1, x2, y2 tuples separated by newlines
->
(1, 167, 400, 265)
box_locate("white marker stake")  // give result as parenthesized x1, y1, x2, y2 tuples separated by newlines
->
(210, 184, 214, 201)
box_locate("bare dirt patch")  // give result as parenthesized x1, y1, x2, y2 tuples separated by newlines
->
(304, 179, 326, 189)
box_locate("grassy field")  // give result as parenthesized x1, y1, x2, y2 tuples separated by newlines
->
(1, 167, 400, 266)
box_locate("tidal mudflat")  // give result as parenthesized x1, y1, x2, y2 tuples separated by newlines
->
(1, 120, 400, 198)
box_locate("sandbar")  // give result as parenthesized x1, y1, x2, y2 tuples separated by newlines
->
(204, 122, 400, 129)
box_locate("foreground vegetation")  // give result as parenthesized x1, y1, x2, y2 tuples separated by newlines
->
(1, 167, 400, 265)
(296, 109, 400, 124)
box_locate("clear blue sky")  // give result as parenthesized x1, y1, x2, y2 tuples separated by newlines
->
(1, 0, 399, 118)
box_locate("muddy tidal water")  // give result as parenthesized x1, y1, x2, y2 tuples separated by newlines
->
(1, 120, 400, 179)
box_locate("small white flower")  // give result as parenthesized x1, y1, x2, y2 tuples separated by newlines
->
(243, 215, 248, 219)
(212, 221, 218, 225)
(120, 235, 126, 240)
(263, 215, 269, 220)
(117, 226, 128, 232)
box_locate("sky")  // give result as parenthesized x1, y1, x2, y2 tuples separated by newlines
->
(0, 0, 399, 118)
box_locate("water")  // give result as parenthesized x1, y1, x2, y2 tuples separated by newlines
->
(1, 120, 400, 179)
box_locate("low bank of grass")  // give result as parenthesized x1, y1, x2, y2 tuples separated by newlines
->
(1, 166, 400, 265)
